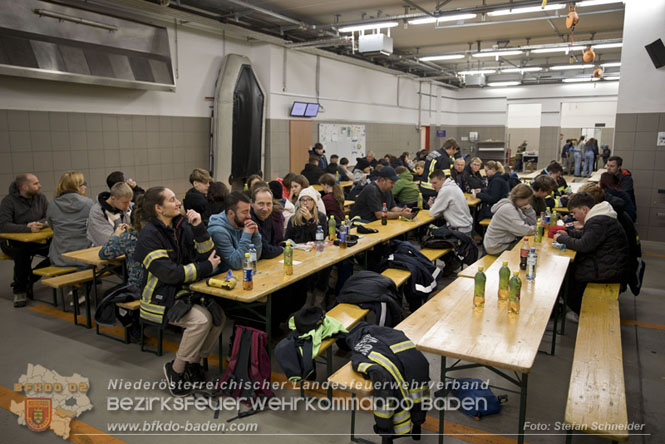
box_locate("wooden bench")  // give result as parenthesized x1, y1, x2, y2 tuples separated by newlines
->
(420, 247, 451, 262)
(33, 266, 77, 307)
(42, 269, 109, 329)
(381, 268, 411, 288)
(0, 251, 11, 261)
(479, 218, 491, 227)
(95, 299, 141, 344)
(564, 283, 628, 443)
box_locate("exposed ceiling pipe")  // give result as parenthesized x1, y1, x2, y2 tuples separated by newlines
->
(217, 0, 306, 27)
(403, 0, 435, 17)
(286, 36, 353, 49)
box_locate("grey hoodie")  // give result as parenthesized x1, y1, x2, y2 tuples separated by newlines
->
(483, 198, 537, 255)
(208, 212, 262, 272)
(46, 192, 94, 267)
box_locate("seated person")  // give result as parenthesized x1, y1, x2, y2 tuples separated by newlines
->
(350, 167, 414, 222)
(412, 161, 425, 182)
(606, 155, 635, 209)
(365, 151, 378, 169)
(133, 187, 223, 396)
(208, 191, 262, 272)
(476, 161, 509, 220)
(392, 166, 420, 205)
(461, 157, 486, 194)
(284, 175, 326, 225)
(0, 173, 50, 307)
(338, 157, 353, 181)
(535, 161, 570, 207)
(553, 192, 629, 316)
(352, 158, 371, 186)
(47, 171, 94, 268)
(106, 171, 144, 203)
(309, 143, 328, 170)
(483, 184, 537, 255)
(268, 180, 286, 244)
(529, 175, 557, 216)
(599, 172, 636, 222)
(250, 186, 283, 259)
(325, 154, 350, 181)
(427, 169, 473, 235)
(400, 151, 415, 171)
(450, 158, 466, 188)
(319, 173, 345, 221)
(244, 174, 264, 196)
(207, 181, 229, 218)
(301, 155, 325, 185)
(183, 168, 212, 222)
(87, 182, 133, 246)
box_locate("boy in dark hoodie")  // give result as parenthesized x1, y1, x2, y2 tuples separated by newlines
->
(300, 155, 325, 185)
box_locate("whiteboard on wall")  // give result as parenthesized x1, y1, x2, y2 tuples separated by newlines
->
(318, 124, 366, 162)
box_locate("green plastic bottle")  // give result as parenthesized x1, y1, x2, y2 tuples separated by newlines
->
(498, 261, 510, 301)
(508, 271, 521, 315)
(535, 218, 543, 243)
(283, 241, 293, 276)
(474, 266, 486, 309)
(328, 216, 336, 241)
(417, 192, 423, 210)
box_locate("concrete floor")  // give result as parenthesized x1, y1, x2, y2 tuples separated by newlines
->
(1, 238, 663, 443)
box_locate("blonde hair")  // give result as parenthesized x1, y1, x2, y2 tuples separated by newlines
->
(485, 160, 504, 174)
(189, 168, 211, 185)
(509, 183, 533, 203)
(579, 183, 605, 203)
(292, 199, 321, 226)
(56, 171, 85, 197)
(470, 157, 482, 165)
(110, 182, 133, 199)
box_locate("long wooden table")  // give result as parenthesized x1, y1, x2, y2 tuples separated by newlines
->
(417, 251, 571, 444)
(464, 193, 481, 208)
(0, 227, 53, 244)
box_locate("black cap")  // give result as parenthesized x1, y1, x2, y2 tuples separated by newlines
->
(293, 306, 325, 335)
(355, 157, 370, 171)
(268, 180, 283, 199)
(378, 166, 399, 182)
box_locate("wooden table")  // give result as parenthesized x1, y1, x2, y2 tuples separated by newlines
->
(312, 180, 353, 191)
(518, 171, 539, 182)
(417, 252, 571, 444)
(343, 200, 354, 214)
(0, 228, 53, 244)
(464, 193, 481, 208)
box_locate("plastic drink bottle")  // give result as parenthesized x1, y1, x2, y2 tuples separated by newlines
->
(328, 216, 336, 241)
(509, 271, 521, 314)
(417, 193, 423, 210)
(520, 238, 530, 270)
(335, 171, 340, 184)
(339, 222, 347, 248)
(535, 218, 543, 243)
(249, 243, 257, 275)
(345, 215, 351, 237)
(474, 266, 486, 309)
(498, 261, 510, 301)
(526, 248, 537, 280)
(315, 225, 324, 253)
(381, 202, 388, 225)
(283, 241, 293, 275)
(242, 253, 253, 290)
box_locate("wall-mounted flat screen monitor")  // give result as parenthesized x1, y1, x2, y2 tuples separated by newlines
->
(304, 103, 320, 117)
(290, 102, 307, 117)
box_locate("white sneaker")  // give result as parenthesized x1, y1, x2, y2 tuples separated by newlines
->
(68, 291, 86, 307)
(566, 311, 579, 323)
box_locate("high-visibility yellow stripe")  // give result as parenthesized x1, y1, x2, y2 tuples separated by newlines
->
(195, 238, 214, 254)
(143, 249, 169, 269)
(368, 352, 409, 400)
(141, 273, 158, 303)
(374, 409, 392, 419)
(183, 263, 197, 282)
(393, 409, 410, 423)
(393, 420, 412, 435)
(390, 340, 415, 353)
(357, 362, 374, 374)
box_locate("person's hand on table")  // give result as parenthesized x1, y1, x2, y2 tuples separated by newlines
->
(186, 209, 202, 226)
(401, 207, 415, 219)
(553, 232, 563, 242)
(27, 222, 43, 233)
(207, 250, 221, 269)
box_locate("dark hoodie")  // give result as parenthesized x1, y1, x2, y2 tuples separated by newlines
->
(300, 163, 324, 185)
(0, 182, 49, 233)
(250, 207, 283, 259)
(477, 173, 509, 220)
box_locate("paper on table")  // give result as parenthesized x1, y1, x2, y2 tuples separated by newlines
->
(278, 260, 303, 265)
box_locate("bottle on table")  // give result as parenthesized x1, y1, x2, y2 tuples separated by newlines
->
(545, 209, 552, 228)
(242, 253, 253, 290)
(381, 202, 388, 225)
(551, 210, 559, 227)
(474, 266, 486, 309)
(248, 243, 257, 275)
(335, 171, 340, 184)
(283, 241, 293, 276)
(520, 238, 530, 270)
(339, 222, 348, 248)
(498, 260, 510, 301)
(328, 216, 336, 241)
(345, 215, 351, 237)
(315, 225, 325, 253)
(535, 218, 544, 243)
(417, 192, 423, 210)
(508, 271, 521, 314)
(526, 248, 537, 281)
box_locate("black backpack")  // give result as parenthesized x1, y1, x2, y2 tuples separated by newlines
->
(422, 225, 478, 266)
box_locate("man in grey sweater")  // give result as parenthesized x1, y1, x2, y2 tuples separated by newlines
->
(427, 169, 473, 235)
(86, 182, 133, 246)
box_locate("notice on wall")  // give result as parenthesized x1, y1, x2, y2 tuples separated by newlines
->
(658, 132, 665, 147)
(319, 124, 366, 161)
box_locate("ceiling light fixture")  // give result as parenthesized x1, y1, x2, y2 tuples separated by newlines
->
(488, 81, 521, 87)
(502, 67, 543, 73)
(532, 46, 584, 53)
(562, 77, 600, 83)
(408, 13, 477, 25)
(419, 54, 466, 62)
(551, 64, 595, 70)
(488, 5, 565, 16)
(601, 62, 621, 67)
(472, 50, 523, 58)
(592, 43, 623, 49)
(577, 0, 624, 7)
(459, 69, 496, 75)
(338, 22, 399, 33)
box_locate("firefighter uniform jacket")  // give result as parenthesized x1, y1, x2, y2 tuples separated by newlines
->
(346, 322, 430, 439)
(419, 148, 455, 199)
(134, 215, 215, 325)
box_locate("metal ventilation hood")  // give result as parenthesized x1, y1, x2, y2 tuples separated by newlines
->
(0, 0, 175, 91)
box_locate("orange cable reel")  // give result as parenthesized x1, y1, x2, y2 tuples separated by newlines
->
(583, 47, 596, 62)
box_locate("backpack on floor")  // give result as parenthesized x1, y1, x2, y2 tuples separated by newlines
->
(438, 377, 507, 420)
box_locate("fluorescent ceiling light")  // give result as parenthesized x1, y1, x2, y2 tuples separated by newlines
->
(577, 0, 624, 7)
(409, 14, 477, 25)
(459, 69, 496, 75)
(488, 81, 521, 87)
(601, 62, 621, 67)
(338, 22, 399, 33)
(604, 76, 620, 80)
(532, 46, 584, 53)
(503, 67, 542, 73)
(562, 77, 600, 83)
(472, 50, 523, 58)
(592, 43, 623, 49)
(551, 64, 595, 70)
(419, 54, 466, 62)
(488, 4, 565, 16)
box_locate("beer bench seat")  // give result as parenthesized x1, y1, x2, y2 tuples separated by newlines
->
(564, 283, 628, 443)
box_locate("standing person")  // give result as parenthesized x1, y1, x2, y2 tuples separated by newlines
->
(134, 187, 223, 395)
(86, 182, 133, 246)
(250, 186, 283, 259)
(318, 173, 345, 221)
(483, 184, 537, 255)
(606, 156, 636, 208)
(47, 171, 94, 268)
(183, 168, 212, 221)
(309, 143, 328, 170)
(0, 173, 50, 307)
(560, 139, 572, 174)
(573, 136, 585, 177)
(207, 181, 229, 218)
(461, 157, 486, 194)
(106, 171, 145, 203)
(419, 138, 459, 201)
(583, 138, 597, 177)
(601, 145, 611, 167)
(599, 172, 637, 222)
(350, 167, 415, 222)
(300, 155, 325, 185)
(427, 169, 474, 235)
(553, 193, 628, 318)
(476, 161, 509, 220)
(208, 191, 262, 272)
